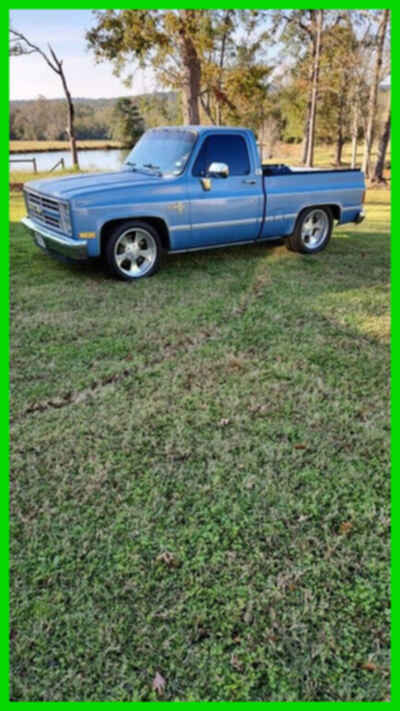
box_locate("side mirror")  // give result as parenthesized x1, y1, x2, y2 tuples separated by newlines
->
(207, 162, 229, 178)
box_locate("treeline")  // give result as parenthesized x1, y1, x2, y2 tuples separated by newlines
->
(10, 81, 389, 150)
(10, 9, 390, 178)
(10, 92, 180, 142)
(84, 9, 390, 176)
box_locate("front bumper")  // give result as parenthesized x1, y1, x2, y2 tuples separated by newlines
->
(354, 209, 365, 225)
(21, 217, 88, 260)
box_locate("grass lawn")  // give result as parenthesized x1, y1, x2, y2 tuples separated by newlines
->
(10, 186, 390, 701)
(10, 139, 125, 153)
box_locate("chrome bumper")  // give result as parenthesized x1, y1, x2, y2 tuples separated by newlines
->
(354, 209, 365, 225)
(21, 216, 88, 260)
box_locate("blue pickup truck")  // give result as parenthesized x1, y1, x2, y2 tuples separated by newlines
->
(22, 126, 365, 281)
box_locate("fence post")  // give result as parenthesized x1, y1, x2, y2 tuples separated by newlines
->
(33, 158, 37, 173)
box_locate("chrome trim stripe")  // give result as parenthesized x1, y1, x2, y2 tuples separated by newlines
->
(193, 217, 260, 229)
(207, 217, 258, 229)
(265, 213, 297, 222)
(267, 186, 361, 195)
(171, 208, 360, 233)
(170, 217, 261, 232)
(169, 224, 191, 232)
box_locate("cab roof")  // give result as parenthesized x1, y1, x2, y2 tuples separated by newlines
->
(150, 125, 253, 135)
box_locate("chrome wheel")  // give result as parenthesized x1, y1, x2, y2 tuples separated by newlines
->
(300, 209, 329, 249)
(114, 228, 157, 278)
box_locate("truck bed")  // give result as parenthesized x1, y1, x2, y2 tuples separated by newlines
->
(260, 164, 364, 239)
(262, 163, 362, 176)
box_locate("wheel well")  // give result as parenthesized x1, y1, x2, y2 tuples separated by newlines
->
(100, 217, 170, 253)
(298, 204, 341, 222)
(325, 204, 341, 221)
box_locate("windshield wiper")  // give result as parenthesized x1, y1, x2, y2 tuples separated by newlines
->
(142, 163, 162, 175)
(125, 161, 162, 176)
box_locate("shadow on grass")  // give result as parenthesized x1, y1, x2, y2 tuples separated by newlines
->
(11, 221, 389, 296)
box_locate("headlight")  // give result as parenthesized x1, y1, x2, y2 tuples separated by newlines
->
(59, 201, 72, 235)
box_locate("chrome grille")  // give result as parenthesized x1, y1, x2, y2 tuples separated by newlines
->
(24, 189, 62, 231)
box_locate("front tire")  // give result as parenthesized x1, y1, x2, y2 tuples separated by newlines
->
(105, 221, 162, 280)
(286, 206, 333, 254)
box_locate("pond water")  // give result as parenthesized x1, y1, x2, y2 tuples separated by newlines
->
(9, 148, 130, 173)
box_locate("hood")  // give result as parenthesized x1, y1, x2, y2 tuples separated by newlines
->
(24, 169, 162, 202)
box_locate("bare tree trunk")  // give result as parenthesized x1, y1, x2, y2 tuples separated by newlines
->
(335, 129, 344, 167)
(305, 9, 323, 167)
(215, 10, 231, 126)
(351, 98, 359, 169)
(179, 11, 201, 124)
(301, 36, 315, 164)
(259, 118, 265, 163)
(362, 9, 389, 177)
(301, 88, 312, 164)
(58, 63, 79, 168)
(181, 46, 201, 124)
(335, 88, 345, 166)
(9, 29, 80, 169)
(199, 92, 214, 124)
(372, 105, 390, 182)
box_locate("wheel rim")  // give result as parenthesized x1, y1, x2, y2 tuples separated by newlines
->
(300, 209, 329, 249)
(114, 228, 157, 277)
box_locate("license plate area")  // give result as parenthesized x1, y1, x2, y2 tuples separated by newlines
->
(35, 232, 46, 249)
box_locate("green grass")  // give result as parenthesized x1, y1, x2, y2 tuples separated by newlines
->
(10, 188, 390, 701)
(10, 139, 125, 153)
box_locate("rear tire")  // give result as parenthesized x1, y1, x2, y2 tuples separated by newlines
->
(105, 221, 162, 280)
(286, 206, 333, 254)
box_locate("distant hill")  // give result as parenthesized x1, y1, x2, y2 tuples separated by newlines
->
(10, 91, 181, 141)
(10, 91, 178, 110)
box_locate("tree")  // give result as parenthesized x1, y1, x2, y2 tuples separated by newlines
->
(305, 9, 323, 167)
(110, 98, 145, 145)
(86, 10, 212, 124)
(220, 40, 273, 133)
(372, 103, 390, 182)
(362, 9, 390, 177)
(137, 92, 182, 128)
(274, 10, 346, 166)
(213, 10, 235, 126)
(198, 11, 273, 132)
(197, 9, 238, 125)
(317, 19, 363, 166)
(10, 28, 79, 168)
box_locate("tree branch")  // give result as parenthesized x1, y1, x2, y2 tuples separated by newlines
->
(10, 28, 60, 74)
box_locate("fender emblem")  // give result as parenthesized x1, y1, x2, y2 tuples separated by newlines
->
(168, 202, 185, 214)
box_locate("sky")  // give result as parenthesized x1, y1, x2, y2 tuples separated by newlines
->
(9, 10, 157, 100)
(10, 10, 389, 103)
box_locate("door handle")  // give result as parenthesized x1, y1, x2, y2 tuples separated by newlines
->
(242, 178, 257, 185)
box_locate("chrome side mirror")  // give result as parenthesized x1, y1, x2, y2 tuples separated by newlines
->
(207, 162, 229, 178)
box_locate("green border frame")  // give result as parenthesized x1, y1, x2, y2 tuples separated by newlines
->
(6, 2, 393, 707)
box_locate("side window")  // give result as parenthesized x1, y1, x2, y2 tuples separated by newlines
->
(192, 134, 251, 177)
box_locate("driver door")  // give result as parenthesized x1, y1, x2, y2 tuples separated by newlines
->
(187, 133, 263, 247)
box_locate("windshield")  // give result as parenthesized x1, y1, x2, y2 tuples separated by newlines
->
(124, 128, 197, 177)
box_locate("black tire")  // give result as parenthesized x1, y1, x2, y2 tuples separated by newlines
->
(105, 220, 163, 280)
(286, 206, 333, 254)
